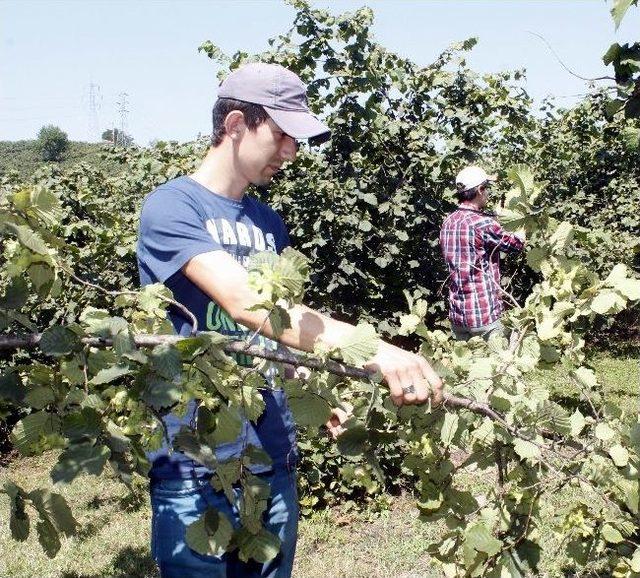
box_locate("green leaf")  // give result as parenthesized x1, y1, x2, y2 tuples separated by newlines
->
(538, 401, 571, 435)
(630, 547, 640, 572)
(150, 343, 183, 380)
(247, 248, 310, 303)
(27, 263, 55, 296)
(287, 391, 332, 427)
(621, 126, 640, 151)
(5, 222, 49, 254)
(242, 445, 273, 468)
(175, 335, 216, 359)
(336, 322, 379, 366)
(549, 222, 574, 252)
(591, 290, 624, 314)
(213, 459, 242, 502)
(211, 404, 243, 444)
(616, 278, 640, 300)
(240, 385, 266, 423)
(0, 370, 26, 404)
(90, 363, 131, 385)
(471, 418, 495, 446)
(507, 165, 535, 198)
(362, 192, 377, 205)
(464, 522, 502, 556)
(235, 527, 281, 564)
(513, 438, 540, 460)
(608, 444, 629, 467)
(185, 507, 234, 557)
(499, 208, 527, 231)
(174, 431, 218, 471)
(268, 306, 291, 337)
(526, 247, 547, 272)
(11, 411, 61, 455)
(595, 422, 615, 441)
(62, 407, 102, 441)
(573, 367, 597, 389)
(39, 326, 79, 357)
(516, 334, 541, 372)
(440, 413, 459, 448)
(142, 376, 182, 410)
(601, 523, 624, 544)
(113, 331, 136, 358)
(611, 0, 635, 29)
(50, 442, 111, 484)
(24, 386, 55, 410)
(337, 422, 368, 456)
(0, 276, 29, 309)
(104, 420, 130, 454)
(239, 472, 271, 534)
(570, 409, 586, 437)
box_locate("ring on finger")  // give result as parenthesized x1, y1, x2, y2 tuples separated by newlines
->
(402, 384, 416, 394)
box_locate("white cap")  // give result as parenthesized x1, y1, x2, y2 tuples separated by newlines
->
(455, 166, 496, 191)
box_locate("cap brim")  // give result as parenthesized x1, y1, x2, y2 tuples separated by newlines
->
(265, 107, 331, 144)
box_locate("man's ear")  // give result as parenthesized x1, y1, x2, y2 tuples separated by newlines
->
(224, 110, 245, 140)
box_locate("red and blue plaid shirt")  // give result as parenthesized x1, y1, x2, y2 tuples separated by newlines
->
(440, 206, 524, 328)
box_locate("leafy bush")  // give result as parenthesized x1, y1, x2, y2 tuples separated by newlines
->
(37, 125, 69, 162)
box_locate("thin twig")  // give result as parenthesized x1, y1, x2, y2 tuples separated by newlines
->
(245, 308, 273, 347)
(59, 264, 199, 335)
(527, 31, 616, 83)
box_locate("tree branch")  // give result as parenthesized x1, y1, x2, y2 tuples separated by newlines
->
(0, 331, 507, 421)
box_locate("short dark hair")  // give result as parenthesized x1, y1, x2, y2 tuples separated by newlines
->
(211, 98, 269, 146)
(456, 184, 479, 203)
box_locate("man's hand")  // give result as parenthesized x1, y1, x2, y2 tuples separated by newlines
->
(364, 341, 443, 407)
(326, 402, 353, 440)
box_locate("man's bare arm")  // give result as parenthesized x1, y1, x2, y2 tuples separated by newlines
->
(183, 250, 443, 406)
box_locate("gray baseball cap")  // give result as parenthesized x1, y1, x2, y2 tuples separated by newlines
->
(218, 62, 331, 144)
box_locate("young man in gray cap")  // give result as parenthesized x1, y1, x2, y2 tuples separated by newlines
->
(137, 62, 443, 578)
(440, 166, 525, 341)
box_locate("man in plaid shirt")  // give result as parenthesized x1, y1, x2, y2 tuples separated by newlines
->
(440, 166, 525, 341)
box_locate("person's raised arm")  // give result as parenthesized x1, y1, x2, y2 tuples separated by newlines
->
(483, 220, 525, 254)
(184, 250, 443, 407)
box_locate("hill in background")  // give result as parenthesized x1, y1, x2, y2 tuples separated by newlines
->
(0, 140, 123, 179)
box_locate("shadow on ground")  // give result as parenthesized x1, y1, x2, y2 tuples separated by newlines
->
(60, 546, 159, 578)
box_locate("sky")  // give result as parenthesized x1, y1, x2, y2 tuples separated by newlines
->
(1, 0, 638, 145)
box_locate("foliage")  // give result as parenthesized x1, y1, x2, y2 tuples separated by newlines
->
(604, 0, 640, 121)
(492, 89, 640, 347)
(2, 152, 640, 575)
(200, 0, 534, 328)
(1, 2, 640, 576)
(36, 125, 70, 162)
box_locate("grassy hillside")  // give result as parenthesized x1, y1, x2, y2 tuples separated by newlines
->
(0, 140, 123, 179)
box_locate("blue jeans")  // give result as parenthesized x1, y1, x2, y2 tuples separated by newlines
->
(150, 468, 298, 578)
(451, 319, 504, 342)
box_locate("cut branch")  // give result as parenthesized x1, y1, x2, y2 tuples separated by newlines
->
(1, 331, 506, 421)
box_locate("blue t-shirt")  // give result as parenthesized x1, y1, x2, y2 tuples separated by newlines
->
(137, 175, 297, 480)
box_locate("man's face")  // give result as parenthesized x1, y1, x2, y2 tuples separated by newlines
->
(236, 117, 298, 186)
(478, 181, 491, 208)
